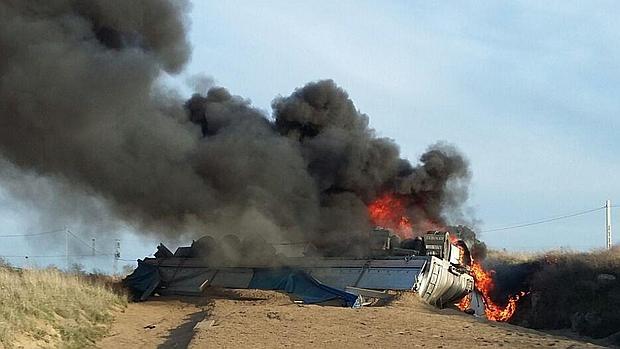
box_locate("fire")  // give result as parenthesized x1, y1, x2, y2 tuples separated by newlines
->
(457, 293, 472, 310)
(457, 259, 527, 321)
(368, 193, 413, 238)
(368, 193, 527, 322)
(449, 235, 526, 321)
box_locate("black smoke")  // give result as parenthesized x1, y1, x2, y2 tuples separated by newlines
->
(448, 225, 487, 261)
(0, 0, 473, 254)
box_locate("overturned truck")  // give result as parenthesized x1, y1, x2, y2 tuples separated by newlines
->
(126, 230, 474, 308)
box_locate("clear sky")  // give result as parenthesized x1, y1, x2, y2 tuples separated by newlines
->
(1, 1, 618, 270)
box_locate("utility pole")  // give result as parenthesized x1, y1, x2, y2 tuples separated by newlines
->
(65, 228, 69, 270)
(606, 200, 612, 250)
(113, 239, 121, 274)
(91, 238, 96, 256)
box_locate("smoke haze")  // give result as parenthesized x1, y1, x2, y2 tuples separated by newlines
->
(0, 0, 473, 253)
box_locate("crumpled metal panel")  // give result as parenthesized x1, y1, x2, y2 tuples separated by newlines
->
(158, 267, 215, 295)
(299, 258, 427, 291)
(304, 268, 363, 291)
(209, 268, 254, 288)
(156, 266, 254, 295)
(356, 267, 423, 290)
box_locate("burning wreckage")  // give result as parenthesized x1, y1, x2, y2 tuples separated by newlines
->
(125, 229, 477, 310)
(2, 0, 531, 324)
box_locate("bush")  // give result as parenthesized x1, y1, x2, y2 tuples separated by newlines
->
(486, 249, 620, 339)
(0, 257, 11, 268)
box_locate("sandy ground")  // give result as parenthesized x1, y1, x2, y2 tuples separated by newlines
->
(97, 290, 607, 349)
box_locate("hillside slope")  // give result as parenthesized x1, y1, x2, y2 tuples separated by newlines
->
(0, 266, 126, 349)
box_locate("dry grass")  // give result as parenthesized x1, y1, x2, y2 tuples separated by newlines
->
(0, 265, 127, 348)
(486, 248, 620, 342)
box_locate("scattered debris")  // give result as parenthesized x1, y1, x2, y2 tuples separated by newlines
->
(193, 319, 216, 330)
(266, 311, 281, 320)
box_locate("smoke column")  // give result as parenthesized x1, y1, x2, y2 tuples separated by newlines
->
(0, 0, 472, 254)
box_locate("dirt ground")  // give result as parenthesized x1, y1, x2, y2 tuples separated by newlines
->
(97, 290, 607, 349)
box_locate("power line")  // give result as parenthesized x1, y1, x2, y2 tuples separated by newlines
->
(0, 229, 137, 262)
(481, 206, 605, 233)
(0, 229, 159, 245)
(1, 202, 615, 259)
(0, 228, 65, 238)
(66, 230, 108, 255)
(0, 253, 114, 258)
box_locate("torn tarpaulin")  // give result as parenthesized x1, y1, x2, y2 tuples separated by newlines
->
(248, 268, 358, 307)
(123, 262, 358, 306)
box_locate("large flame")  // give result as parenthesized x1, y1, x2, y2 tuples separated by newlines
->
(368, 193, 414, 238)
(368, 193, 526, 322)
(457, 259, 527, 321)
(368, 193, 443, 239)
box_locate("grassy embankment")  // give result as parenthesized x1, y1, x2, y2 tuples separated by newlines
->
(0, 263, 127, 348)
(486, 247, 620, 343)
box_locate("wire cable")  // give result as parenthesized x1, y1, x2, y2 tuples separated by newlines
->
(0, 203, 614, 260)
(0, 254, 115, 258)
(0, 228, 65, 238)
(66, 229, 108, 255)
(481, 206, 605, 233)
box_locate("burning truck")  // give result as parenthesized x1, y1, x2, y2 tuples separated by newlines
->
(124, 192, 527, 321)
(126, 229, 475, 309)
(1, 0, 528, 323)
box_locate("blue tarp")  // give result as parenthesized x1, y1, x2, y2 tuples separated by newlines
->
(124, 263, 358, 307)
(248, 268, 358, 307)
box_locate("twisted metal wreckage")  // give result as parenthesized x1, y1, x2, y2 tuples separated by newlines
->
(125, 230, 476, 310)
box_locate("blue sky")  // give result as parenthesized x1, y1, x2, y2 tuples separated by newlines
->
(1, 1, 618, 269)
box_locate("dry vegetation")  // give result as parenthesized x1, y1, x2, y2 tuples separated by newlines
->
(0, 261, 127, 349)
(486, 247, 620, 345)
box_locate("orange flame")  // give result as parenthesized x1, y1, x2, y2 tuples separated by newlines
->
(368, 193, 413, 238)
(450, 236, 526, 321)
(454, 257, 527, 321)
(468, 261, 527, 321)
(457, 293, 472, 310)
(368, 193, 526, 321)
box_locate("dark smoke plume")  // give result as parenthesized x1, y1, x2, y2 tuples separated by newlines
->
(0, 0, 473, 254)
(447, 225, 487, 261)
